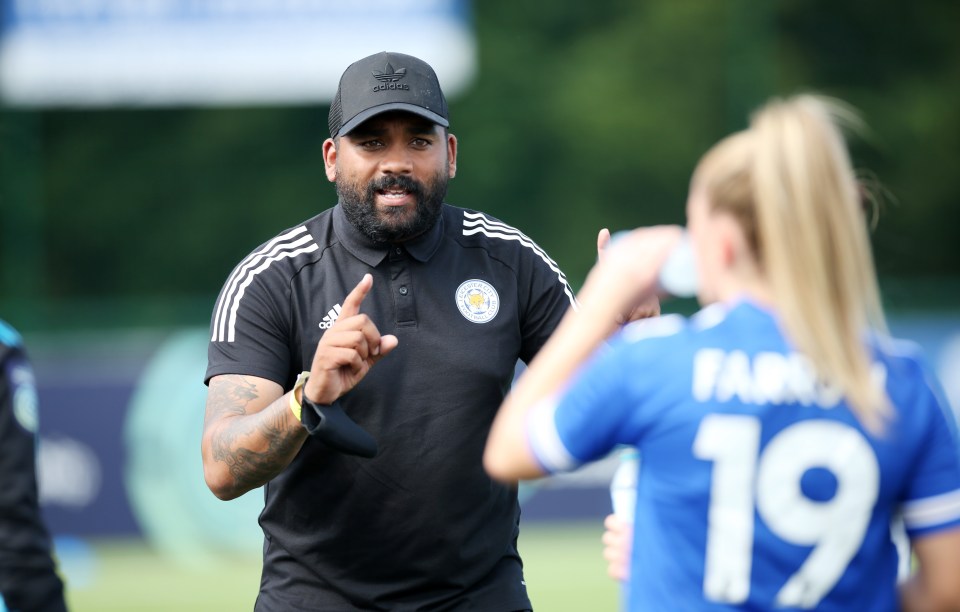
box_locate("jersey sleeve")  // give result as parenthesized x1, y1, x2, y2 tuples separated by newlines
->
(900, 362, 960, 538)
(525, 319, 680, 473)
(205, 248, 295, 386)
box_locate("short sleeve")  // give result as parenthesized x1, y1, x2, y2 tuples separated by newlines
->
(525, 322, 676, 473)
(205, 253, 294, 386)
(900, 376, 960, 537)
(517, 242, 576, 364)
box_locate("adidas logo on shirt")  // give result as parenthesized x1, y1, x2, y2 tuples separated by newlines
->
(318, 304, 342, 329)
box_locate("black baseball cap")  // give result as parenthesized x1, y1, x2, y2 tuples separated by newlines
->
(328, 51, 450, 138)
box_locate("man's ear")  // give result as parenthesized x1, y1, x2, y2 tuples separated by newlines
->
(322, 138, 338, 183)
(447, 133, 458, 179)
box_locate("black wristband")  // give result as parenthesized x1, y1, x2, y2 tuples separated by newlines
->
(300, 395, 378, 458)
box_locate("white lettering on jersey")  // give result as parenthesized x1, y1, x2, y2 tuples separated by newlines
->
(692, 349, 886, 408)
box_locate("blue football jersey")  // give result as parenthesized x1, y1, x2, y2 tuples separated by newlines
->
(526, 299, 960, 611)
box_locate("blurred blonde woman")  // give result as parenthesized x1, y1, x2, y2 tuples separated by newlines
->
(484, 95, 960, 611)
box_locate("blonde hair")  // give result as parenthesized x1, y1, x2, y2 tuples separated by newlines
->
(695, 95, 889, 431)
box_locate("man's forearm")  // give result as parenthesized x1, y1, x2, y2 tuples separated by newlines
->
(203, 375, 307, 500)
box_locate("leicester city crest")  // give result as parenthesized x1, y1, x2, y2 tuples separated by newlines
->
(456, 279, 499, 324)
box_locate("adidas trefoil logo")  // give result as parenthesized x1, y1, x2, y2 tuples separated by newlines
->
(318, 304, 342, 330)
(373, 63, 406, 82)
(372, 63, 410, 92)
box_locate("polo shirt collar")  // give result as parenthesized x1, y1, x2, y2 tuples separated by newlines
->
(333, 203, 445, 266)
(403, 211, 444, 263)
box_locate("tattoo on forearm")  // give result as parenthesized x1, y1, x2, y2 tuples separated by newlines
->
(212, 409, 299, 490)
(208, 377, 258, 418)
(208, 376, 300, 492)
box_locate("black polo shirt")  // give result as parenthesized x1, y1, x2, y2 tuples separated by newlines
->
(206, 203, 575, 611)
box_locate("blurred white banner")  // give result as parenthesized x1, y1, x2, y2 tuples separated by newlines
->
(0, 0, 476, 106)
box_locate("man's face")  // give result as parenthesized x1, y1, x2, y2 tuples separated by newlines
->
(323, 111, 458, 243)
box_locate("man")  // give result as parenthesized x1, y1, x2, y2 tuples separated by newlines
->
(0, 320, 68, 612)
(202, 50, 654, 610)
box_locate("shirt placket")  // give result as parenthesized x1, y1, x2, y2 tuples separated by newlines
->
(389, 246, 416, 327)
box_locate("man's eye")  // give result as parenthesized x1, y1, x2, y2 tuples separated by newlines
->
(412, 138, 431, 147)
(361, 140, 384, 149)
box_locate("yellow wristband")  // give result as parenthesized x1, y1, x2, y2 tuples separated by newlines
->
(290, 371, 310, 421)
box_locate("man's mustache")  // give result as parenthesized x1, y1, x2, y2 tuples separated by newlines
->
(366, 175, 425, 198)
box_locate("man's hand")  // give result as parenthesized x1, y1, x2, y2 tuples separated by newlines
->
(597, 228, 661, 324)
(304, 274, 399, 405)
(602, 513, 632, 582)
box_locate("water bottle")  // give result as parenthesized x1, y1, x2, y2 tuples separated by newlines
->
(610, 447, 640, 522)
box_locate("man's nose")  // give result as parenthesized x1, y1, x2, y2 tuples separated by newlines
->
(379, 145, 413, 174)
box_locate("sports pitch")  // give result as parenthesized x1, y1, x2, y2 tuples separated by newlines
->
(63, 522, 619, 611)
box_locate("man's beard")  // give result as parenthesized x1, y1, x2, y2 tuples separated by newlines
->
(337, 170, 448, 244)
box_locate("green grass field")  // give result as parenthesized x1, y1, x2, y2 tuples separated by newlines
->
(63, 522, 619, 611)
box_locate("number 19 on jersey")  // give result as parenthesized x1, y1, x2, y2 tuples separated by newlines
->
(693, 415, 880, 608)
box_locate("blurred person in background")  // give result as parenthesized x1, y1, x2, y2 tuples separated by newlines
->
(484, 94, 960, 611)
(201, 50, 657, 611)
(0, 320, 68, 612)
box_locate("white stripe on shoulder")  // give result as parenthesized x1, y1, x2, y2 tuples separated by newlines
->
(461, 211, 577, 309)
(212, 226, 319, 342)
(526, 396, 580, 473)
(902, 489, 960, 530)
(212, 226, 311, 340)
(690, 302, 729, 331)
(621, 313, 686, 343)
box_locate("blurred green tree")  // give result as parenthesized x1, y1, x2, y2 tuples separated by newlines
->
(1, 0, 957, 330)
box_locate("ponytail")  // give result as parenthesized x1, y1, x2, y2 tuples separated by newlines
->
(750, 95, 889, 431)
(694, 95, 889, 430)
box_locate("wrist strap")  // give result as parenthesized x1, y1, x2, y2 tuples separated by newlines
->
(300, 398, 378, 458)
(289, 371, 310, 421)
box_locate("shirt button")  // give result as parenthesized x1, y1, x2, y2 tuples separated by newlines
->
(399, 286, 408, 296)
(394, 247, 402, 255)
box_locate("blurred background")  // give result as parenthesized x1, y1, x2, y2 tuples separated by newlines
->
(1, 0, 958, 610)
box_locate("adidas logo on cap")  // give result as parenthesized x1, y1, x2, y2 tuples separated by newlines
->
(318, 304, 343, 329)
(372, 63, 410, 92)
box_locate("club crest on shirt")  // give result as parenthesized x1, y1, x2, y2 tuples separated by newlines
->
(455, 279, 499, 324)
(7, 362, 39, 434)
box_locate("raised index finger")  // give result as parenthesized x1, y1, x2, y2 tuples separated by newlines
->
(340, 273, 374, 318)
